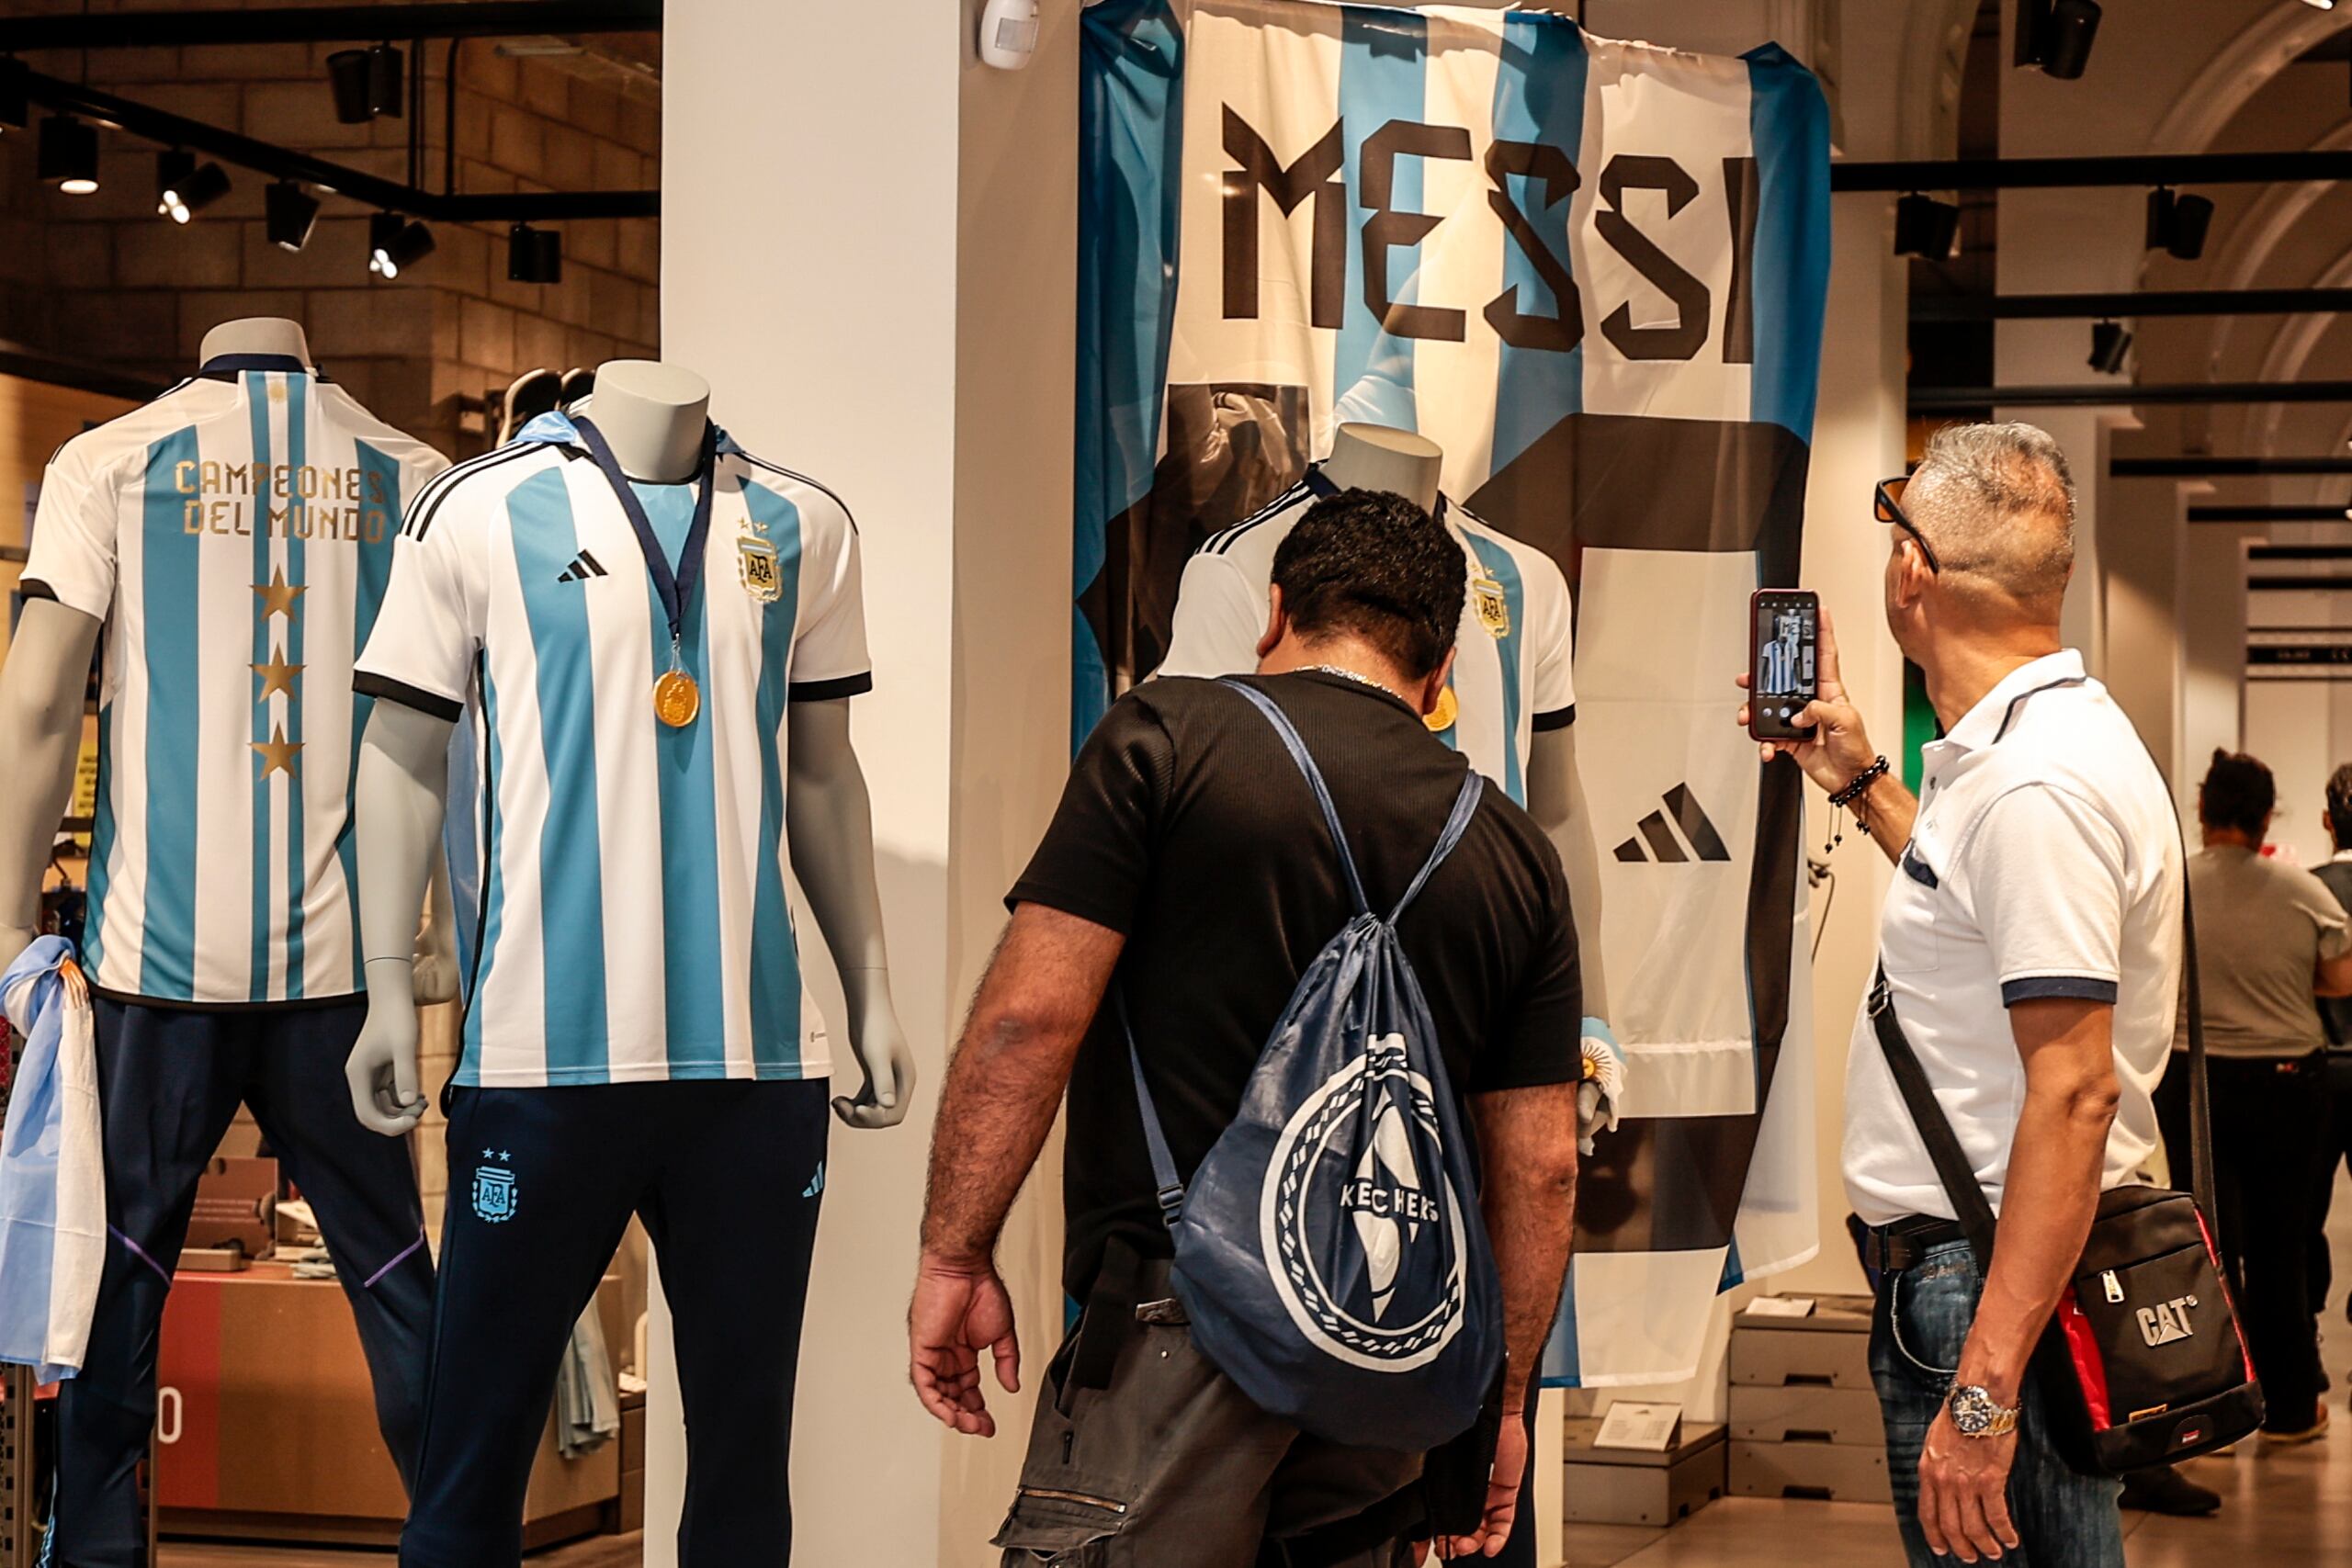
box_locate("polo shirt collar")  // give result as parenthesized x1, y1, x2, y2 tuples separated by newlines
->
(1929, 649, 2087, 757)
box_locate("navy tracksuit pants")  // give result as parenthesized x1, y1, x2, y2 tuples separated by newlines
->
(400, 1077, 829, 1568)
(53, 999, 434, 1568)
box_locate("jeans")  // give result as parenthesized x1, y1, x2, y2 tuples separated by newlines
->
(1870, 1238, 2124, 1568)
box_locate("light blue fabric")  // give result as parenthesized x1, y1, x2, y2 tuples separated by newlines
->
(0, 937, 105, 1382)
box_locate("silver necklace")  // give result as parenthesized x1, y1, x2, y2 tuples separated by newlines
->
(1297, 663, 1406, 702)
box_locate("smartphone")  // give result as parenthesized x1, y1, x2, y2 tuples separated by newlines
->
(1748, 589, 1819, 741)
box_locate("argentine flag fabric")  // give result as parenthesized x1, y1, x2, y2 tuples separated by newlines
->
(0, 938, 104, 1384)
(1075, 0, 1831, 1384)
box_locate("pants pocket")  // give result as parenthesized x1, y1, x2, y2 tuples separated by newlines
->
(994, 1485, 1127, 1564)
(1889, 1251, 1975, 1379)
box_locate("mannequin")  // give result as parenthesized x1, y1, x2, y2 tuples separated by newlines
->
(1318, 422, 1442, 511)
(0, 318, 454, 1562)
(347, 359, 911, 1566)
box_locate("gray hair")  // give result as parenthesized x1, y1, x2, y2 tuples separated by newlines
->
(1906, 422, 2076, 611)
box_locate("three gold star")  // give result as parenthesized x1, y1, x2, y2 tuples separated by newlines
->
(253, 723, 303, 781)
(252, 645, 302, 701)
(253, 568, 306, 623)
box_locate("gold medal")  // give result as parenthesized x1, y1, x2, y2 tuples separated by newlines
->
(1425, 685, 1459, 733)
(653, 669, 702, 728)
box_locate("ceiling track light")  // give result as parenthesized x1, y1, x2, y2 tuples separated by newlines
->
(2088, 320, 2132, 376)
(155, 147, 194, 219)
(1893, 192, 1962, 260)
(266, 180, 321, 253)
(506, 221, 562, 285)
(2015, 0, 2101, 81)
(0, 57, 29, 131)
(368, 211, 434, 279)
(2145, 186, 2214, 261)
(37, 114, 99, 195)
(327, 42, 404, 125)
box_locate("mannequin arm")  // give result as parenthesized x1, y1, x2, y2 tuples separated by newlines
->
(0, 601, 101, 972)
(1528, 726, 1621, 1151)
(786, 699, 915, 1129)
(345, 701, 455, 1135)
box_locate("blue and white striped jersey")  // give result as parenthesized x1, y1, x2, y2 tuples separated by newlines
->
(1157, 467, 1575, 806)
(21, 356, 449, 1006)
(355, 414, 869, 1088)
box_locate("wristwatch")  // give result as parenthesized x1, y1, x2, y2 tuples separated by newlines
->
(1948, 1384, 2020, 1438)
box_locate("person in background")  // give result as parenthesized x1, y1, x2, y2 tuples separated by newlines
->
(1742, 423, 2179, 1567)
(2157, 750, 2352, 1445)
(2307, 763, 2352, 1403)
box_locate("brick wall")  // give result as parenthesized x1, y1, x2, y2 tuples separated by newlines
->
(0, 4, 661, 458)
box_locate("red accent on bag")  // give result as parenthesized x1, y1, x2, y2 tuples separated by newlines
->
(2057, 1285, 2113, 1432)
(2193, 1207, 2256, 1382)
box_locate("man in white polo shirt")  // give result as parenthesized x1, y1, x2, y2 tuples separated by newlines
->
(1737, 423, 2181, 1568)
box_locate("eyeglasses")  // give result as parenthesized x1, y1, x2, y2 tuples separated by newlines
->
(1875, 476, 1941, 574)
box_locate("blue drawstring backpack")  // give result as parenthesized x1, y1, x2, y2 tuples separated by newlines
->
(1123, 680, 1505, 1451)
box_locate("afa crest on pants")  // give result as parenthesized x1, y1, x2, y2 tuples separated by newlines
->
(473, 1162, 518, 1224)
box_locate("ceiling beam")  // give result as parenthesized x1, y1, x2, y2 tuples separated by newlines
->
(0, 1, 659, 51)
(19, 67, 655, 223)
(1913, 381, 2352, 411)
(1915, 288, 2352, 321)
(2188, 504, 2351, 524)
(1833, 149, 2352, 192)
(2113, 457, 2352, 477)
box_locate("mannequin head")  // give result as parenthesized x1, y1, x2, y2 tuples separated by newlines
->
(1254, 488, 1461, 716)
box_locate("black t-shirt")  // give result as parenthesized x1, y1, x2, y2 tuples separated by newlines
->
(1011, 671, 1583, 1299)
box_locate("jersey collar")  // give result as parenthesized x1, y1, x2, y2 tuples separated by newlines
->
(1303, 460, 1451, 525)
(513, 409, 741, 462)
(1933, 649, 2088, 757)
(198, 352, 317, 380)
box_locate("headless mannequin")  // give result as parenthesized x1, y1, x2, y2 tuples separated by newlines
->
(0, 319, 456, 993)
(345, 359, 917, 1134)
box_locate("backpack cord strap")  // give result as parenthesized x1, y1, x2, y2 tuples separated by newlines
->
(1388, 771, 1485, 924)
(1114, 987, 1188, 1228)
(1220, 679, 1371, 917)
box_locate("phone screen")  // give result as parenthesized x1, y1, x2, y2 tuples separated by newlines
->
(1751, 592, 1817, 738)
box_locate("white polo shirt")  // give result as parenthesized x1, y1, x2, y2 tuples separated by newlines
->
(1843, 650, 2184, 1227)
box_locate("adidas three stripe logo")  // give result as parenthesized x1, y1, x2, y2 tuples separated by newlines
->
(555, 549, 609, 583)
(1613, 784, 1732, 864)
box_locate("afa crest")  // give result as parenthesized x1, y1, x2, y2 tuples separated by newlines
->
(739, 536, 781, 603)
(1470, 573, 1510, 639)
(472, 1161, 518, 1224)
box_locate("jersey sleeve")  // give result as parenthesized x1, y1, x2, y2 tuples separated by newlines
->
(1156, 550, 1267, 680)
(354, 496, 482, 721)
(1960, 784, 2129, 1007)
(1526, 548, 1576, 730)
(787, 500, 872, 701)
(21, 436, 124, 622)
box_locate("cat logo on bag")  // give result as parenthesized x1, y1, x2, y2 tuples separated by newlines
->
(2136, 1295, 2199, 1348)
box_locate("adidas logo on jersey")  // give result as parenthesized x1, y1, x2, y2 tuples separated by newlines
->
(555, 549, 609, 583)
(1612, 784, 1732, 864)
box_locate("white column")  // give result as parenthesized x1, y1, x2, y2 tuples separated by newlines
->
(656, 3, 1077, 1564)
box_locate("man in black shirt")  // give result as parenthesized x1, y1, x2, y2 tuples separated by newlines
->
(910, 490, 1583, 1565)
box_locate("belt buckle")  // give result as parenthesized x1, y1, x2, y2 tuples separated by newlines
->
(1134, 1298, 1188, 1326)
(1867, 977, 1894, 1020)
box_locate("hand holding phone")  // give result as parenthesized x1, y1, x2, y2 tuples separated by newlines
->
(1747, 590, 1819, 741)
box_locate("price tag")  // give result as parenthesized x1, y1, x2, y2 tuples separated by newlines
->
(1593, 1400, 1682, 1452)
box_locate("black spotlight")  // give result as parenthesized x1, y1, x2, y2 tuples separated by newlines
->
(0, 57, 29, 130)
(2088, 321, 2132, 375)
(167, 162, 231, 224)
(2145, 186, 2214, 261)
(327, 43, 404, 124)
(1894, 193, 1962, 260)
(38, 114, 98, 195)
(2016, 0, 2100, 80)
(266, 181, 321, 253)
(155, 148, 194, 219)
(368, 212, 435, 278)
(506, 222, 562, 285)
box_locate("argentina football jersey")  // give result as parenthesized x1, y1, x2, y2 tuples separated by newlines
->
(20, 355, 450, 1005)
(1157, 465, 1574, 806)
(355, 412, 869, 1088)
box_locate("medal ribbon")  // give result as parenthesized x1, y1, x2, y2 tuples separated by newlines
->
(572, 413, 718, 660)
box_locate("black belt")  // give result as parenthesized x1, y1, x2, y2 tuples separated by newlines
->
(1863, 1214, 1967, 1277)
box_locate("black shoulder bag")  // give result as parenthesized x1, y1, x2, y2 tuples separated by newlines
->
(1869, 872, 2265, 1475)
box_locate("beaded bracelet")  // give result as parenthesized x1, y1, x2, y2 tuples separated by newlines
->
(1827, 755, 1890, 810)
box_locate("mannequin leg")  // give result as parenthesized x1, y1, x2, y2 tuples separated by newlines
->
(243, 1001, 435, 1490)
(398, 1087, 646, 1568)
(636, 1079, 830, 1567)
(51, 1003, 248, 1568)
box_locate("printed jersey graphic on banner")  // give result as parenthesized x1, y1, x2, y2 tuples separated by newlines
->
(19, 358, 449, 1006)
(355, 414, 868, 1089)
(1076, 1, 1832, 1385)
(1159, 467, 1573, 802)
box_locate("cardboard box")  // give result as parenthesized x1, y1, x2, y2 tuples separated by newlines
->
(156, 1264, 622, 1546)
(1729, 1438, 1892, 1504)
(1562, 1417, 1726, 1529)
(1728, 1383, 1886, 1447)
(183, 1157, 277, 1260)
(1727, 1296, 1876, 1393)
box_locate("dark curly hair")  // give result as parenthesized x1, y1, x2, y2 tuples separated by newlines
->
(2199, 749, 2274, 841)
(2327, 763, 2352, 852)
(1270, 488, 1465, 680)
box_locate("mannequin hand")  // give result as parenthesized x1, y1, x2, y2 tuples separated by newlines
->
(833, 990, 917, 1130)
(1735, 607, 1875, 794)
(0, 925, 36, 978)
(412, 919, 459, 1008)
(346, 1001, 426, 1136)
(909, 1251, 1019, 1438)
(1577, 1018, 1624, 1156)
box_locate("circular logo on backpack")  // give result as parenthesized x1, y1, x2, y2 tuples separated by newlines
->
(1261, 1034, 1469, 1372)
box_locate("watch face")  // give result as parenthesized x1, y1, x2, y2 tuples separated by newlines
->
(1950, 1385, 1996, 1435)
